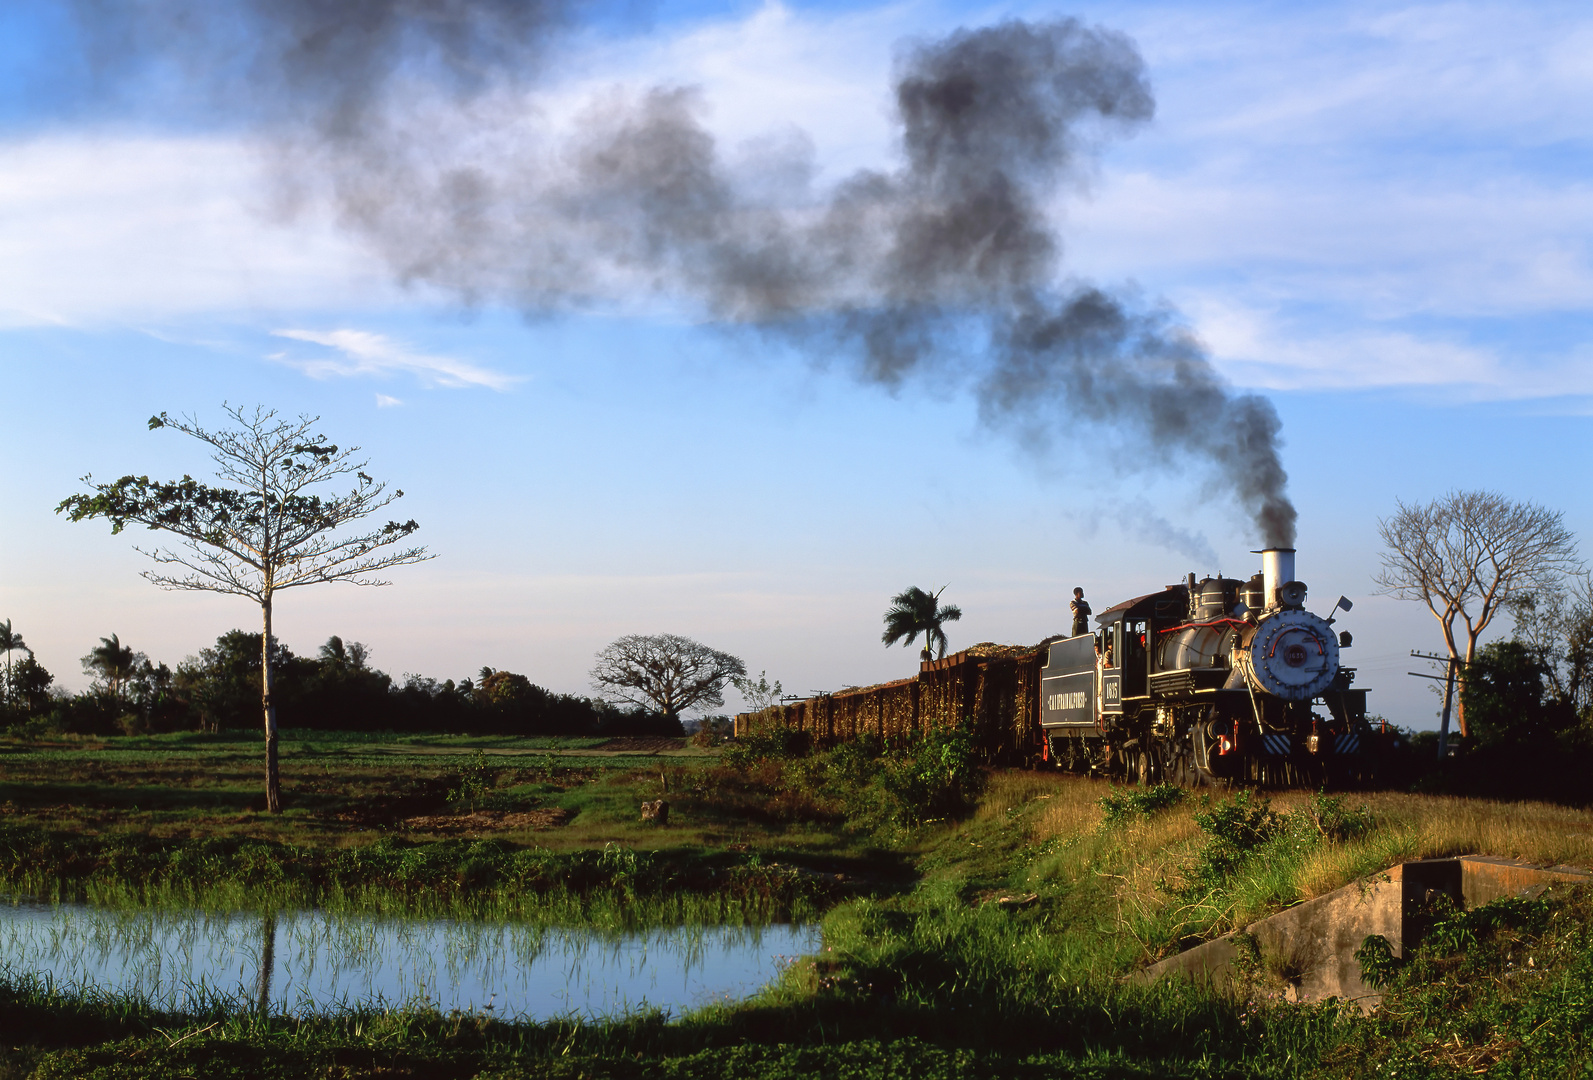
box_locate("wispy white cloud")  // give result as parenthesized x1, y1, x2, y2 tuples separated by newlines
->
(1183, 293, 1593, 399)
(375, 393, 403, 407)
(0, 135, 402, 327)
(270, 329, 518, 391)
(2, 0, 1590, 402)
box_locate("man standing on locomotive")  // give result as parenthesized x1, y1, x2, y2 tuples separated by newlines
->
(1069, 588, 1092, 637)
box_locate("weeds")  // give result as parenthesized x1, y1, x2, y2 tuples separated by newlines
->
(1333, 885, 1593, 1077)
(1098, 784, 1186, 825)
(722, 727, 810, 767)
(723, 725, 986, 838)
(1179, 790, 1286, 899)
(5, 730, 1593, 1077)
(446, 750, 497, 807)
(0, 821, 839, 925)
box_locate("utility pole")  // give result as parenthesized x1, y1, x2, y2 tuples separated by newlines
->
(1408, 650, 1460, 761)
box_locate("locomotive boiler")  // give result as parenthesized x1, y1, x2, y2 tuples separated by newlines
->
(1040, 548, 1373, 786)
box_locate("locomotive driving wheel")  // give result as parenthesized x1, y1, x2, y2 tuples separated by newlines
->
(1162, 736, 1195, 787)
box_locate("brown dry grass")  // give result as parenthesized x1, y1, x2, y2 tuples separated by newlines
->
(1029, 780, 1593, 876)
(1015, 775, 1593, 948)
(976, 771, 1079, 821)
(1284, 789, 1593, 900)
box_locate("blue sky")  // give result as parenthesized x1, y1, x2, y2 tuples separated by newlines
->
(1, 0, 1589, 725)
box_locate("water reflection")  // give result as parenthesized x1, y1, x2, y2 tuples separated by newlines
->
(0, 900, 818, 1020)
(257, 912, 275, 1015)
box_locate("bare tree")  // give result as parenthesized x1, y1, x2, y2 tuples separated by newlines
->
(590, 634, 746, 724)
(57, 405, 431, 811)
(1376, 490, 1580, 735)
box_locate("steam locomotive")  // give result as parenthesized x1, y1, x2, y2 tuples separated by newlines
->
(1040, 548, 1374, 786)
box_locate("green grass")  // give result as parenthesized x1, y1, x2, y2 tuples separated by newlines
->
(4, 731, 1593, 1076)
(15, 883, 1590, 1078)
(0, 730, 910, 923)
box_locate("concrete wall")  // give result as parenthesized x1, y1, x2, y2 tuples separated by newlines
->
(1139, 856, 1592, 1011)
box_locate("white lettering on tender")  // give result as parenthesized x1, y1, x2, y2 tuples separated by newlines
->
(1046, 692, 1088, 712)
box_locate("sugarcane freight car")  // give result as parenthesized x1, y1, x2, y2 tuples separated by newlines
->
(734, 642, 1045, 761)
(1042, 547, 1374, 787)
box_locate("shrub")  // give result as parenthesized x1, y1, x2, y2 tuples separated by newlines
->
(691, 714, 734, 747)
(878, 724, 984, 825)
(723, 725, 811, 766)
(1178, 790, 1283, 898)
(445, 750, 496, 807)
(1290, 788, 1373, 843)
(1098, 783, 1186, 825)
(1354, 933, 1400, 988)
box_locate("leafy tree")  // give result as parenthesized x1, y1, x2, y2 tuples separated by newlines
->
(57, 405, 431, 811)
(471, 667, 613, 736)
(177, 630, 302, 733)
(730, 670, 785, 713)
(476, 667, 536, 709)
(82, 634, 140, 706)
(319, 635, 371, 672)
(301, 636, 391, 730)
(1460, 640, 1579, 751)
(8, 655, 54, 715)
(881, 585, 963, 662)
(1509, 571, 1593, 722)
(0, 619, 29, 707)
(391, 674, 473, 732)
(590, 634, 745, 725)
(1375, 491, 1580, 736)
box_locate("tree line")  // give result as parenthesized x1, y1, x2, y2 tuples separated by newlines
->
(0, 626, 678, 739)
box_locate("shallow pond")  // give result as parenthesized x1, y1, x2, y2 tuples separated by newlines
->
(0, 899, 819, 1020)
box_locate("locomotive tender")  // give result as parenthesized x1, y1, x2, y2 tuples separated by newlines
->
(1040, 548, 1372, 786)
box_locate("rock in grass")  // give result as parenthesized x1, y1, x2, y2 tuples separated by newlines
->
(641, 799, 670, 825)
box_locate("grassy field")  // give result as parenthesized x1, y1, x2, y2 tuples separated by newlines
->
(2, 728, 1593, 1077)
(0, 729, 900, 922)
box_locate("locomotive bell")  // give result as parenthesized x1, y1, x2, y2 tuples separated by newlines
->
(1276, 581, 1308, 609)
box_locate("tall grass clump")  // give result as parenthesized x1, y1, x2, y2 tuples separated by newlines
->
(1098, 783, 1186, 826)
(729, 725, 986, 837)
(1157, 789, 1375, 946)
(0, 822, 835, 927)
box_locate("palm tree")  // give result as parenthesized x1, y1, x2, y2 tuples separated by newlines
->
(0, 619, 29, 705)
(85, 633, 138, 706)
(881, 585, 963, 662)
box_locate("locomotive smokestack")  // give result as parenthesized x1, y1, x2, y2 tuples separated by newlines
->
(1258, 547, 1296, 610)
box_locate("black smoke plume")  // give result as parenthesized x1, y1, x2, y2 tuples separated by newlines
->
(62, 4, 1296, 546)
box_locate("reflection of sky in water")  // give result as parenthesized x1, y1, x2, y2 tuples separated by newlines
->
(0, 899, 819, 1020)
